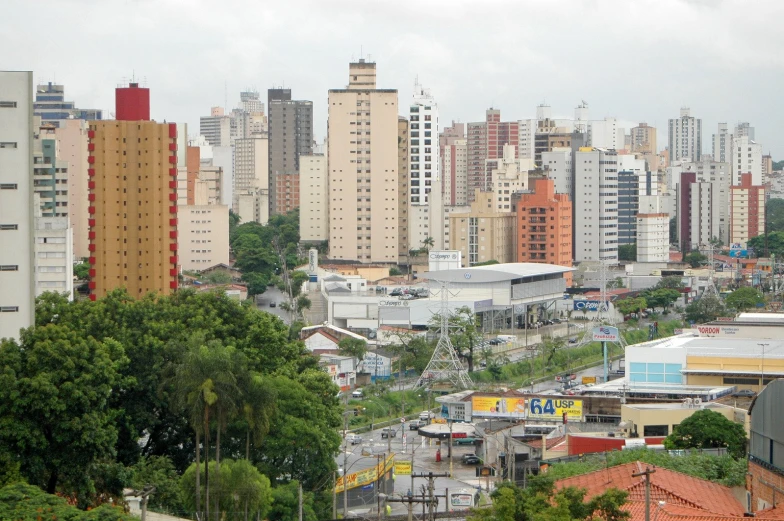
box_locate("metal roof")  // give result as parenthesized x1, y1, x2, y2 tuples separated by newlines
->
(424, 262, 573, 284)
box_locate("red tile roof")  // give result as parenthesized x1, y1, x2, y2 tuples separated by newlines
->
(525, 435, 567, 450)
(554, 462, 744, 517)
(623, 502, 784, 521)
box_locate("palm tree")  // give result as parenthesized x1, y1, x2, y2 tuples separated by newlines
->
(240, 373, 276, 460)
(422, 236, 435, 252)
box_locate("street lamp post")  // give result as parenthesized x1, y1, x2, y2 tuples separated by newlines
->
(759, 342, 770, 390)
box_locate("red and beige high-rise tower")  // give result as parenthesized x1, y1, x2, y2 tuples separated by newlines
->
(87, 83, 178, 300)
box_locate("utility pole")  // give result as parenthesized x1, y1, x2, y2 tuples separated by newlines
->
(298, 482, 303, 521)
(448, 420, 453, 477)
(632, 467, 656, 521)
(380, 494, 434, 521)
(332, 471, 337, 519)
(343, 404, 349, 519)
(412, 472, 449, 521)
(130, 486, 156, 521)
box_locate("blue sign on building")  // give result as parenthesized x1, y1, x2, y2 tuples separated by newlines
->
(573, 300, 610, 311)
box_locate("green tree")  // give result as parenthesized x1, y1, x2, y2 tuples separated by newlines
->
(683, 250, 708, 268)
(337, 337, 369, 367)
(268, 481, 318, 521)
(74, 261, 90, 280)
(656, 276, 686, 290)
(473, 259, 500, 266)
(130, 456, 183, 515)
(0, 324, 127, 501)
(422, 236, 435, 251)
(615, 297, 647, 317)
(684, 296, 729, 324)
(725, 286, 764, 311)
(607, 277, 625, 289)
(242, 271, 270, 296)
(669, 217, 677, 245)
(663, 409, 747, 458)
(202, 271, 233, 285)
(389, 266, 403, 276)
(239, 373, 276, 460)
(748, 231, 784, 258)
(0, 482, 133, 521)
(644, 288, 681, 311)
(618, 243, 636, 262)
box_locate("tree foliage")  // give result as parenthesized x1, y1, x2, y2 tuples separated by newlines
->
(615, 297, 647, 317)
(643, 288, 681, 311)
(725, 286, 764, 311)
(338, 337, 368, 365)
(0, 482, 133, 521)
(74, 261, 90, 280)
(748, 231, 784, 258)
(683, 250, 708, 268)
(684, 296, 729, 324)
(618, 244, 636, 262)
(664, 409, 747, 458)
(430, 306, 482, 372)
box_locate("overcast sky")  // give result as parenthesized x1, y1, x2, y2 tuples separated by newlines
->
(3, 0, 782, 157)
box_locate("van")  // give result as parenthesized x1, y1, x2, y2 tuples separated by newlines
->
(352, 389, 363, 399)
(419, 411, 433, 422)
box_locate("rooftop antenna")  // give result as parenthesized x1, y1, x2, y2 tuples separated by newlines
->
(416, 281, 473, 389)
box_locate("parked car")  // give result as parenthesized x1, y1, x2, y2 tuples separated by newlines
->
(381, 428, 397, 438)
(389, 289, 403, 296)
(409, 420, 425, 430)
(352, 389, 364, 399)
(568, 337, 578, 344)
(732, 389, 757, 398)
(345, 433, 362, 445)
(454, 437, 478, 445)
(461, 454, 481, 465)
(419, 411, 433, 421)
(489, 338, 502, 345)
(269, 302, 276, 307)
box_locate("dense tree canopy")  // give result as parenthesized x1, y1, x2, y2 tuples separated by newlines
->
(684, 296, 729, 324)
(725, 286, 765, 311)
(618, 244, 636, 262)
(4, 289, 341, 516)
(664, 409, 748, 458)
(683, 250, 708, 268)
(0, 482, 132, 521)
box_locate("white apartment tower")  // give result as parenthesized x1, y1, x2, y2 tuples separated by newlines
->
(732, 135, 762, 186)
(712, 123, 730, 163)
(408, 82, 441, 251)
(0, 71, 35, 341)
(573, 148, 619, 262)
(328, 60, 400, 263)
(233, 134, 269, 223)
(491, 144, 530, 211)
(636, 195, 669, 263)
(668, 107, 702, 162)
(299, 154, 329, 243)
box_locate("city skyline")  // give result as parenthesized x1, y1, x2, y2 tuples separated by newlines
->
(2, 0, 781, 156)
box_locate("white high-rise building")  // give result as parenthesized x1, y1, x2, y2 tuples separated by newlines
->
(517, 119, 536, 159)
(299, 153, 328, 243)
(681, 156, 731, 245)
(408, 82, 441, 251)
(573, 148, 619, 262)
(199, 107, 232, 147)
(33, 195, 74, 300)
(0, 71, 35, 341)
(541, 148, 573, 195)
(328, 60, 400, 263)
(491, 144, 531, 211)
(731, 135, 762, 186)
(668, 107, 702, 162)
(588, 117, 622, 149)
(233, 135, 269, 223)
(712, 123, 730, 163)
(734, 122, 755, 140)
(637, 195, 669, 263)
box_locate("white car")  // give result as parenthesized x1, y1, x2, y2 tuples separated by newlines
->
(345, 433, 362, 445)
(351, 389, 364, 399)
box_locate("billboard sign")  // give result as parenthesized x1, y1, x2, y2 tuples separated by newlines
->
(592, 326, 619, 342)
(428, 250, 462, 272)
(729, 249, 748, 259)
(527, 398, 583, 421)
(471, 396, 527, 418)
(308, 248, 318, 273)
(573, 300, 610, 311)
(335, 454, 394, 493)
(394, 461, 412, 475)
(451, 493, 475, 507)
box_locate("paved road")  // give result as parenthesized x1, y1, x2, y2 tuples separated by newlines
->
(338, 423, 484, 516)
(254, 286, 293, 324)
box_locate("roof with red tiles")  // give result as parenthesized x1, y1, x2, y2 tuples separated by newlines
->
(554, 462, 745, 517)
(524, 435, 567, 450)
(623, 502, 784, 521)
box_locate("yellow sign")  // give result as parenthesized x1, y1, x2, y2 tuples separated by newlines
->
(335, 453, 394, 493)
(471, 396, 527, 418)
(527, 398, 583, 421)
(394, 461, 412, 475)
(582, 376, 597, 385)
(432, 417, 446, 424)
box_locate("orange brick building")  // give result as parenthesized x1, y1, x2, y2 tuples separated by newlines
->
(275, 172, 300, 214)
(87, 83, 178, 300)
(516, 178, 572, 283)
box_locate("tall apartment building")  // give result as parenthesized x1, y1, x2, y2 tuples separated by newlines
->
(327, 60, 400, 264)
(33, 123, 70, 219)
(637, 195, 669, 263)
(177, 205, 229, 271)
(408, 82, 438, 205)
(588, 117, 622, 149)
(516, 178, 572, 281)
(398, 117, 410, 259)
(440, 122, 467, 206)
(199, 107, 232, 147)
(734, 122, 755, 140)
(712, 123, 730, 163)
(730, 173, 765, 247)
(616, 154, 652, 247)
(680, 156, 731, 245)
(87, 83, 178, 300)
(534, 128, 583, 168)
(299, 153, 328, 243)
(33, 82, 102, 127)
(33, 196, 73, 300)
(518, 118, 537, 160)
(466, 109, 519, 201)
(0, 71, 35, 341)
(449, 190, 516, 266)
(233, 134, 269, 223)
(491, 144, 529, 211)
(676, 171, 719, 252)
(762, 154, 773, 185)
(268, 91, 313, 214)
(56, 119, 90, 259)
(668, 107, 702, 162)
(732, 135, 762, 186)
(630, 123, 660, 172)
(573, 148, 619, 263)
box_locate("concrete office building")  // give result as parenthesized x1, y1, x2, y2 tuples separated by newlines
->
(588, 117, 622, 150)
(734, 121, 755, 140)
(712, 123, 730, 164)
(33, 82, 102, 127)
(87, 83, 178, 300)
(573, 148, 619, 262)
(33, 201, 73, 300)
(467, 109, 520, 201)
(731, 134, 763, 186)
(730, 173, 765, 247)
(668, 107, 702, 162)
(679, 156, 731, 245)
(0, 71, 35, 341)
(56, 119, 90, 259)
(299, 153, 328, 243)
(636, 195, 669, 262)
(617, 155, 652, 247)
(541, 148, 574, 196)
(233, 134, 269, 223)
(516, 178, 572, 282)
(268, 92, 313, 214)
(327, 60, 400, 264)
(491, 144, 530, 211)
(177, 205, 229, 271)
(33, 123, 70, 220)
(199, 107, 232, 147)
(518, 118, 537, 160)
(449, 189, 517, 266)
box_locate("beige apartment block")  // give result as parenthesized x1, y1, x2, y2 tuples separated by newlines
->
(449, 189, 516, 266)
(233, 134, 269, 220)
(177, 204, 229, 271)
(492, 144, 531, 212)
(299, 154, 328, 243)
(328, 60, 400, 263)
(56, 119, 90, 259)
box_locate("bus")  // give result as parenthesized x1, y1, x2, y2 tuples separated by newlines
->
(450, 488, 481, 510)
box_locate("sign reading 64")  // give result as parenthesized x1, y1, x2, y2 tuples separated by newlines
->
(527, 398, 583, 421)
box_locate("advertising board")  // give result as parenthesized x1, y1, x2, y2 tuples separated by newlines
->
(335, 453, 394, 493)
(592, 326, 619, 342)
(451, 493, 475, 507)
(582, 376, 597, 385)
(527, 398, 583, 421)
(471, 396, 527, 418)
(573, 301, 610, 311)
(394, 461, 412, 475)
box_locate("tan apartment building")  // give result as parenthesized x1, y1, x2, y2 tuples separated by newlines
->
(730, 172, 765, 247)
(299, 154, 328, 243)
(55, 119, 90, 259)
(275, 172, 300, 214)
(492, 144, 530, 211)
(177, 205, 229, 271)
(449, 189, 516, 266)
(233, 134, 269, 223)
(87, 83, 178, 300)
(327, 60, 400, 263)
(398, 117, 410, 259)
(629, 122, 660, 172)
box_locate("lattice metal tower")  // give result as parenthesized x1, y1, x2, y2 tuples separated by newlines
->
(700, 243, 720, 299)
(577, 260, 627, 348)
(415, 282, 473, 389)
